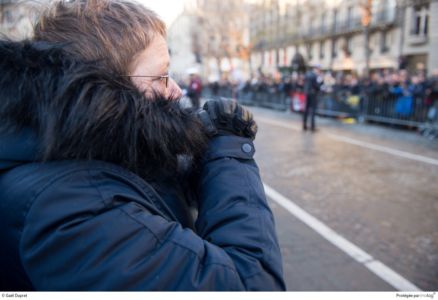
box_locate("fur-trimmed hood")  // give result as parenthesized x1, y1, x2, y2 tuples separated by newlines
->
(0, 40, 208, 180)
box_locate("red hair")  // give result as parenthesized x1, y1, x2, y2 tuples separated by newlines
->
(33, 0, 166, 74)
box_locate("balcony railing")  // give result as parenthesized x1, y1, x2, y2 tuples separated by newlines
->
(407, 34, 428, 45)
(250, 8, 397, 48)
(301, 17, 362, 39)
(300, 9, 396, 40)
(372, 9, 396, 26)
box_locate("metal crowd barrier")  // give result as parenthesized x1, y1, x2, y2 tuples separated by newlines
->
(202, 87, 438, 134)
(362, 94, 428, 126)
(202, 86, 234, 99)
(317, 90, 361, 118)
(419, 101, 438, 139)
(249, 89, 288, 110)
(204, 87, 288, 110)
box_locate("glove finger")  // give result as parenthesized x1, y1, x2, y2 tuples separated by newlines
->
(220, 98, 236, 116)
(204, 100, 219, 121)
(226, 100, 237, 129)
(237, 104, 253, 123)
(247, 120, 258, 140)
(233, 105, 245, 132)
(242, 107, 252, 122)
(197, 109, 218, 136)
(250, 120, 258, 134)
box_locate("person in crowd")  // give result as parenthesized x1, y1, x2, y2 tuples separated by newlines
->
(303, 65, 323, 131)
(282, 76, 293, 107)
(348, 74, 361, 96)
(410, 75, 427, 119)
(426, 69, 438, 107)
(390, 71, 414, 117)
(399, 69, 410, 86)
(321, 72, 335, 95)
(424, 69, 438, 128)
(362, 73, 383, 115)
(0, 0, 285, 291)
(210, 80, 220, 96)
(319, 71, 336, 112)
(187, 72, 203, 109)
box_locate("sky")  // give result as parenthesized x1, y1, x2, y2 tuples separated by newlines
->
(136, 0, 186, 26)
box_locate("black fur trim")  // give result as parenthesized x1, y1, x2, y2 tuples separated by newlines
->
(0, 40, 208, 180)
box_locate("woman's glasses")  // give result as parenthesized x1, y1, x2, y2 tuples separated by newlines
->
(124, 75, 169, 88)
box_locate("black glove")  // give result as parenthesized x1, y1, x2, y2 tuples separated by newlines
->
(197, 98, 258, 140)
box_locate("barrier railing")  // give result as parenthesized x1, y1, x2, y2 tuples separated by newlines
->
(317, 90, 362, 118)
(204, 87, 288, 110)
(202, 87, 438, 136)
(363, 94, 428, 126)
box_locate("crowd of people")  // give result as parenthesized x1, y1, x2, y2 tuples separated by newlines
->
(206, 69, 438, 127)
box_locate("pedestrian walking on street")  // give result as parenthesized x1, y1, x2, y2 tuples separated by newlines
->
(303, 65, 323, 131)
(0, 0, 284, 291)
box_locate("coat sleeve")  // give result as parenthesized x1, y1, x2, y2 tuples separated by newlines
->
(196, 135, 285, 290)
(19, 137, 285, 291)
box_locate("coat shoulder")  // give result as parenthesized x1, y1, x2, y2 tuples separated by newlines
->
(0, 160, 174, 236)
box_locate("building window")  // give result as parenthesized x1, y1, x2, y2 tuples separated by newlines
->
(321, 12, 326, 33)
(319, 41, 325, 59)
(333, 9, 338, 31)
(344, 37, 352, 56)
(411, 5, 429, 36)
(380, 31, 389, 53)
(307, 43, 313, 60)
(424, 12, 429, 35)
(331, 38, 337, 58)
(347, 6, 353, 28)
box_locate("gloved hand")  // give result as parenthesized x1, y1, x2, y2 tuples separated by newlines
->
(197, 98, 258, 140)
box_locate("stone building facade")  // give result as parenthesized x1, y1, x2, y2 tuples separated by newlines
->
(167, 11, 200, 82)
(248, 0, 438, 76)
(401, 0, 438, 74)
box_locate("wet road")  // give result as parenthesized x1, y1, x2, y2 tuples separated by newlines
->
(250, 106, 438, 291)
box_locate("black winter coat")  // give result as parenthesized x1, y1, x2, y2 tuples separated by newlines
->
(0, 131, 285, 291)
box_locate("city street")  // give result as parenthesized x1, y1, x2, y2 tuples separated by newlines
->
(251, 106, 438, 291)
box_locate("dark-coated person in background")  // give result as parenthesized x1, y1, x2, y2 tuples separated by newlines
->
(303, 65, 323, 131)
(187, 72, 203, 109)
(0, 0, 285, 291)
